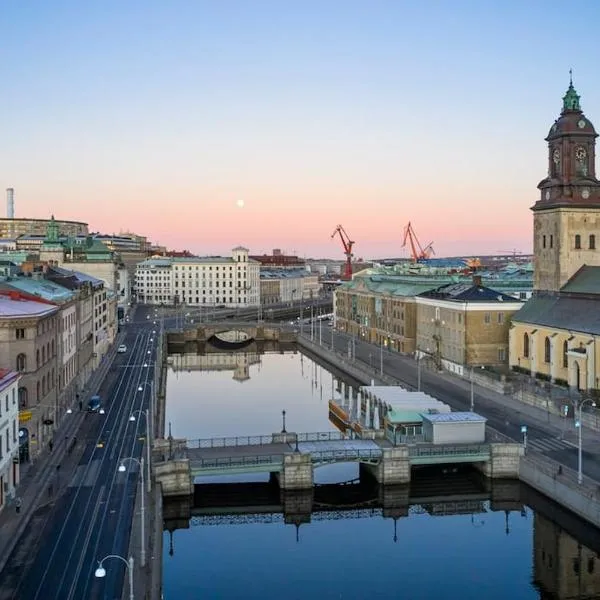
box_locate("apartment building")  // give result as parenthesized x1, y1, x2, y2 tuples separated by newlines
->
(259, 269, 321, 305)
(135, 247, 260, 307)
(416, 280, 523, 374)
(0, 369, 20, 510)
(0, 294, 59, 459)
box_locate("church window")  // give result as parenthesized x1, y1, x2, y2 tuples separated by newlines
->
(523, 333, 529, 358)
(544, 337, 551, 363)
(590, 234, 596, 250)
(550, 235, 553, 248)
(575, 234, 581, 249)
(563, 341, 568, 368)
(542, 235, 546, 249)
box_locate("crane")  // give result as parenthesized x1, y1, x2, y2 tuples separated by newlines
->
(402, 222, 435, 262)
(499, 249, 523, 259)
(331, 225, 355, 280)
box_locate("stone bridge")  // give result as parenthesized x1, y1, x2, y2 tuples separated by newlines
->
(169, 321, 297, 347)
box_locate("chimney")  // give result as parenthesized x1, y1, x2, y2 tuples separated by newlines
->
(6, 188, 14, 219)
(472, 275, 482, 287)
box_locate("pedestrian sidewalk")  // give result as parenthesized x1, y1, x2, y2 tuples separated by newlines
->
(0, 331, 125, 575)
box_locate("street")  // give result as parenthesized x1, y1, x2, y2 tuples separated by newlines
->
(0, 322, 156, 600)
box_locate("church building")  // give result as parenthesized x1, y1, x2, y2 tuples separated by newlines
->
(509, 76, 600, 392)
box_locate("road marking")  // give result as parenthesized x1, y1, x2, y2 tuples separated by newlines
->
(529, 437, 576, 453)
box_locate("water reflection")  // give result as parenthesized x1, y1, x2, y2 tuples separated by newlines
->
(164, 347, 600, 600)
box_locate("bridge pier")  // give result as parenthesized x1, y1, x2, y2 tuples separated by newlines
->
(276, 453, 313, 490)
(474, 443, 523, 479)
(282, 488, 313, 525)
(154, 460, 193, 497)
(361, 447, 411, 485)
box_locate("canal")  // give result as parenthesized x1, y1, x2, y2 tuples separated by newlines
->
(163, 347, 600, 600)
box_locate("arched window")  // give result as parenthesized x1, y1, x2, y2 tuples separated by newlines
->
(544, 337, 551, 363)
(36, 349, 40, 368)
(575, 234, 582, 249)
(590, 235, 596, 250)
(36, 381, 40, 402)
(51, 340, 55, 356)
(16, 353, 26, 372)
(523, 333, 530, 358)
(18, 387, 28, 409)
(563, 340, 568, 368)
(42, 375, 46, 397)
(41, 346, 46, 364)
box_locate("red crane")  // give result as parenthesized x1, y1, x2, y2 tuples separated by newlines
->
(402, 222, 435, 262)
(331, 224, 355, 280)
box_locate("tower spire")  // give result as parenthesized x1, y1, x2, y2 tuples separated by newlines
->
(562, 70, 581, 112)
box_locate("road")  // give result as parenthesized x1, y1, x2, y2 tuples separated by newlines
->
(0, 322, 156, 599)
(322, 329, 600, 482)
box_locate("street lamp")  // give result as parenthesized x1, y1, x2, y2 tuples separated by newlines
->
(129, 410, 152, 492)
(137, 381, 155, 437)
(94, 554, 134, 600)
(576, 398, 596, 484)
(118, 457, 146, 567)
(470, 367, 474, 412)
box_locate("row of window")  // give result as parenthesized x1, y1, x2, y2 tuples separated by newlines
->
(523, 333, 569, 367)
(0, 421, 18, 461)
(542, 234, 596, 250)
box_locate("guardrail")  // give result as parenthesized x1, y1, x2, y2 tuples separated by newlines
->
(191, 454, 284, 470)
(408, 444, 490, 458)
(296, 431, 348, 442)
(311, 448, 383, 463)
(187, 435, 277, 449)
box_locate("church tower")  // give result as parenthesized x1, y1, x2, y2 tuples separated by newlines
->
(534, 74, 600, 292)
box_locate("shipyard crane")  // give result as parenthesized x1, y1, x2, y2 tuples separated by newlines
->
(402, 222, 435, 262)
(499, 249, 523, 259)
(331, 224, 355, 280)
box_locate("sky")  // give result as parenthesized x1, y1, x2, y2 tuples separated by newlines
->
(2, 1, 600, 260)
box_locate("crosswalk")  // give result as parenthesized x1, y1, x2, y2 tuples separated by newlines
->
(528, 436, 577, 454)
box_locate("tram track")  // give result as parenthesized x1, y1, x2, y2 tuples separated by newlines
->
(8, 328, 156, 600)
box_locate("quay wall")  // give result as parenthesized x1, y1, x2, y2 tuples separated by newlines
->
(519, 453, 600, 529)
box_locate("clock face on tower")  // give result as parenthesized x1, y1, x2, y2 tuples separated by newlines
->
(578, 119, 586, 128)
(553, 149, 561, 163)
(575, 146, 587, 161)
(582, 188, 590, 199)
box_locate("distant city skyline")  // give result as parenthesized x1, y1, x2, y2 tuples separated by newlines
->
(2, 1, 600, 259)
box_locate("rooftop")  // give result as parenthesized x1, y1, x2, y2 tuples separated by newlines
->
(419, 283, 523, 303)
(0, 370, 19, 392)
(1, 277, 75, 303)
(422, 412, 487, 423)
(0, 295, 58, 318)
(561, 266, 600, 295)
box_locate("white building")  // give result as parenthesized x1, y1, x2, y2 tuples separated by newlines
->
(59, 304, 77, 395)
(0, 370, 20, 510)
(135, 247, 260, 307)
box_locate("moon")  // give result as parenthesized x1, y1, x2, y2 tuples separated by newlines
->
(236, 199, 245, 208)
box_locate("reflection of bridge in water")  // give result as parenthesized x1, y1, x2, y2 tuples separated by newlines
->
(163, 467, 524, 530)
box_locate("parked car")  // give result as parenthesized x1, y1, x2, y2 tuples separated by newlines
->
(117, 344, 127, 353)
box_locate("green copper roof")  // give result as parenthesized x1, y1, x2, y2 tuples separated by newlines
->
(563, 70, 581, 112)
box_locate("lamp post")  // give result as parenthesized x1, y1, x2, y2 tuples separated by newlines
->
(417, 354, 422, 392)
(281, 410, 287, 433)
(129, 410, 152, 492)
(380, 343, 383, 376)
(118, 457, 146, 567)
(95, 554, 134, 600)
(137, 381, 155, 438)
(470, 366, 474, 412)
(576, 398, 597, 484)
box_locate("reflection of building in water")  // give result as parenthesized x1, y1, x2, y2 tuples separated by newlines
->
(534, 513, 600, 599)
(169, 352, 260, 382)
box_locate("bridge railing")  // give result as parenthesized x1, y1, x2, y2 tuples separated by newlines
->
(408, 444, 490, 458)
(311, 448, 383, 463)
(187, 435, 277, 449)
(297, 431, 348, 443)
(191, 454, 285, 469)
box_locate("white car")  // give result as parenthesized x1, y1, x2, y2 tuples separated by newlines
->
(117, 344, 127, 354)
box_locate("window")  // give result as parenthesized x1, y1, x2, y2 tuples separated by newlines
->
(15, 328, 24, 340)
(498, 348, 506, 362)
(18, 387, 27, 409)
(497, 313, 504, 324)
(542, 235, 546, 249)
(550, 234, 553, 248)
(563, 340, 568, 368)
(575, 234, 581, 249)
(434, 307, 440, 320)
(590, 234, 596, 250)
(524, 333, 530, 358)
(484, 313, 491, 324)
(544, 337, 551, 363)
(16, 354, 26, 372)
